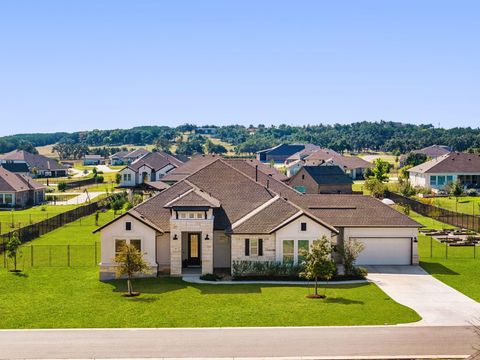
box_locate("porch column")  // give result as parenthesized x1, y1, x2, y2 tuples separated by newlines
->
(170, 230, 182, 276)
(202, 231, 214, 274)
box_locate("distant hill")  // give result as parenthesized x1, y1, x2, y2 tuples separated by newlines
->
(1, 121, 479, 155)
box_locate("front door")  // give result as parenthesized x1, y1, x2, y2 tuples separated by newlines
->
(187, 233, 201, 266)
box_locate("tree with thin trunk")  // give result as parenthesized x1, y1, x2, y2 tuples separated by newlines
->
(338, 238, 365, 277)
(6, 232, 22, 272)
(299, 236, 336, 299)
(114, 244, 150, 296)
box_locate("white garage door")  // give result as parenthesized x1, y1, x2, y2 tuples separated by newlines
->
(355, 237, 411, 265)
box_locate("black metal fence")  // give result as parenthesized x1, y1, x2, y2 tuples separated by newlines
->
(0, 195, 116, 248)
(1, 243, 100, 269)
(386, 191, 480, 232)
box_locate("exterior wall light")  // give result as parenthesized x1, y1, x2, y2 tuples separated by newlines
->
(173, 234, 178, 240)
(205, 234, 210, 240)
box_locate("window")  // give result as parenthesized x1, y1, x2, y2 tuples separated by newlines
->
(115, 239, 126, 256)
(130, 239, 141, 252)
(258, 239, 263, 256)
(123, 174, 127, 181)
(283, 240, 294, 263)
(437, 176, 446, 186)
(179, 212, 187, 219)
(189, 212, 195, 219)
(430, 176, 437, 186)
(446, 175, 454, 183)
(125, 222, 132, 231)
(4, 194, 13, 204)
(298, 240, 309, 264)
(196, 212, 204, 219)
(300, 222, 307, 231)
(245, 239, 250, 256)
(301, 174, 305, 180)
(294, 185, 306, 193)
(250, 239, 258, 256)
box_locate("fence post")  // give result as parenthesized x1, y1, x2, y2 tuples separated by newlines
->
(67, 245, 70, 267)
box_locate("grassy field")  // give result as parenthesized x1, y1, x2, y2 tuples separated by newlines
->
(0, 204, 80, 234)
(409, 211, 480, 301)
(0, 268, 420, 328)
(417, 196, 480, 216)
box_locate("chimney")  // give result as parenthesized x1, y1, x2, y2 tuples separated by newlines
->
(266, 179, 269, 189)
(255, 165, 258, 182)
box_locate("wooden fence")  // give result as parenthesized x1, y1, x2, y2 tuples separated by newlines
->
(386, 191, 480, 232)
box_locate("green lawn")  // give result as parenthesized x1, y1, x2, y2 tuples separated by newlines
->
(417, 196, 480, 216)
(409, 210, 480, 302)
(0, 204, 80, 234)
(0, 267, 420, 329)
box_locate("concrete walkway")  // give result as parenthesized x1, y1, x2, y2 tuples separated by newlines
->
(366, 265, 480, 326)
(182, 275, 368, 285)
(51, 191, 105, 205)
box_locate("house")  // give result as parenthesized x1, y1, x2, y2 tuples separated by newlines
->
(284, 146, 338, 165)
(409, 152, 480, 190)
(109, 148, 151, 166)
(256, 144, 311, 163)
(96, 157, 420, 280)
(0, 150, 68, 178)
(83, 155, 104, 166)
(302, 150, 373, 180)
(118, 152, 184, 188)
(400, 145, 451, 167)
(287, 166, 353, 194)
(0, 166, 46, 208)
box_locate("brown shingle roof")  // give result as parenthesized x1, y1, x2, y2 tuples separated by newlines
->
(161, 154, 220, 182)
(127, 152, 183, 172)
(306, 150, 373, 170)
(165, 188, 221, 208)
(409, 152, 480, 174)
(1, 150, 67, 171)
(0, 167, 45, 192)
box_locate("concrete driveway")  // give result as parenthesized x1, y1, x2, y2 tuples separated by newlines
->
(366, 265, 480, 326)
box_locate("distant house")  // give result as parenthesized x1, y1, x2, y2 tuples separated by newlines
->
(118, 152, 184, 188)
(0, 166, 46, 208)
(83, 155, 104, 166)
(109, 148, 150, 166)
(400, 145, 451, 167)
(409, 152, 480, 190)
(287, 166, 353, 194)
(256, 144, 310, 163)
(0, 150, 68, 178)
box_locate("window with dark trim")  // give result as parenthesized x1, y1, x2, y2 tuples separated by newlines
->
(258, 239, 263, 256)
(300, 222, 307, 231)
(245, 239, 250, 256)
(125, 222, 132, 231)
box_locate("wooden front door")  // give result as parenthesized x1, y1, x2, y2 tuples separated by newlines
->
(187, 233, 201, 266)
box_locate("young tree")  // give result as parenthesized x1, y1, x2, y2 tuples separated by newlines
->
(114, 244, 150, 296)
(445, 181, 464, 212)
(115, 172, 122, 185)
(364, 178, 385, 198)
(299, 236, 336, 299)
(370, 158, 391, 182)
(6, 232, 22, 272)
(338, 238, 365, 277)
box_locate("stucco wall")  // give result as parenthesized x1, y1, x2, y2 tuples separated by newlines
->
(99, 214, 158, 280)
(119, 168, 137, 187)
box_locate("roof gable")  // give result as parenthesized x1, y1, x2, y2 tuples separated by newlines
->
(409, 152, 480, 174)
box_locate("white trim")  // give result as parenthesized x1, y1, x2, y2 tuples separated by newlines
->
(163, 188, 196, 207)
(231, 195, 280, 229)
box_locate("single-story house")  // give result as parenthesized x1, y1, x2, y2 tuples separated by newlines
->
(400, 145, 451, 167)
(0, 150, 68, 178)
(0, 166, 46, 208)
(303, 150, 373, 180)
(118, 152, 184, 188)
(409, 152, 480, 190)
(96, 157, 420, 280)
(256, 144, 312, 163)
(83, 155, 104, 166)
(287, 165, 353, 194)
(109, 148, 151, 166)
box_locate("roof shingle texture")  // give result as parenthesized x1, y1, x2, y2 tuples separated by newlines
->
(302, 166, 353, 185)
(1, 150, 67, 171)
(409, 153, 480, 174)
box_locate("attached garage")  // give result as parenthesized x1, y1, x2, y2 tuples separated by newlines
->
(354, 237, 412, 265)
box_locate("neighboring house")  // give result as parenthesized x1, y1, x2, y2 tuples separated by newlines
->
(83, 155, 104, 166)
(109, 148, 151, 166)
(0, 150, 68, 177)
(0, 166, 46, 208)
(118, 152, 184, 188)
(400, 145, 451, 167)
(303, 150, 373, 180)
(409, 152, 480, 190)
(256, 144, 310, 163)
(284, 146, 339, 165)
(96, 158, 420, 280)
(287, 166, 353, 194)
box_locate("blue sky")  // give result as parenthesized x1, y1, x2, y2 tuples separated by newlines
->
(0, 0, 479, 136)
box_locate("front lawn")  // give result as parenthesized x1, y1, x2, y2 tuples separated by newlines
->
(0, 267, 420, 328)
(417, 196, 480, 215)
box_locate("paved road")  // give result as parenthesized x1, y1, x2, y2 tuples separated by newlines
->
(0, 326, 477, 359)
(366, 266, 480, 326)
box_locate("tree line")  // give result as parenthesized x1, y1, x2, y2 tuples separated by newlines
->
(1, 121, 480, 155)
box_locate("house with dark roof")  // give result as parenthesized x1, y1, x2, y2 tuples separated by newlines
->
(0, 167, 46, 208)
(0, 150, 68, 178)
(400, 145, 451, 167)
(96, 157, 420, 280)
(118, 152, 184, 188)
(83, 154, 104, 166)
(287, 166, 353, 194)
(256, 144, 311, 163)
(409, 152, 480, 190)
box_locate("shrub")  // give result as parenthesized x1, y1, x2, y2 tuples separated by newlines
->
(57, 181, 67, 192)
(338, 238, 365, 278)
(124, 202, 134, 211)
(399, 181, 417, 197)
(364, 178, 385, 198)
(200, 273, 221, 281)
(95, 175, 104, 183)
(232, 260, 304, 279)
(115, 173, 122, 184)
